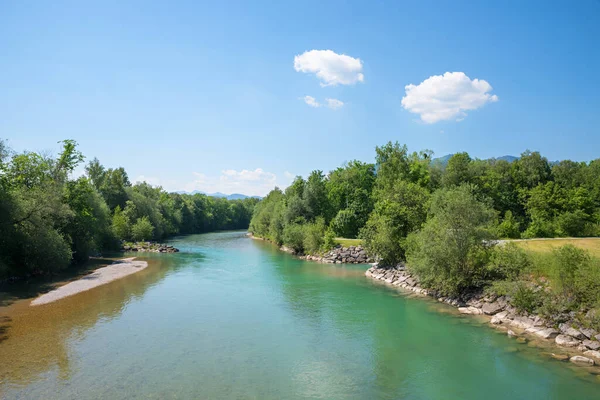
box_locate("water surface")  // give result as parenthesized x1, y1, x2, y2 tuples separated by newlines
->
(1, 231, 599, 399)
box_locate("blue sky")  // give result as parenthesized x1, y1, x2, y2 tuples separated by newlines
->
(1, 0, 599, 196)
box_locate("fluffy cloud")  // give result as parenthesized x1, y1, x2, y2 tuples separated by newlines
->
(183, 168, 287, 197)
(325, 98, 344, 109)
(294, 50, 364, 87)
(300, 96, 344, 109)
(401, 72, 498, 123)
(302, 95, 321, 107)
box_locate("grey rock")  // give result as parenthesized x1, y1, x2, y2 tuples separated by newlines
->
(569, 356, 595, 366)
(511, 316, 536, 330)
(564, 327, 586, 340)
(580, 328, 597, 340)
(555, 334, 581, 347)
(459, 306, 483, 315)
(507, 330, 517, 337)
(482, 302, 504, 315)
(583, 350, 600, 360)
(583, 340, 600, 351)
(533, 328, 560, 340)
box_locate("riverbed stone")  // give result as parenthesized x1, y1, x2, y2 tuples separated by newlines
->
(532, 328, 560, 340)
(511, 315, 535, 329)
(551, 353, 569, 361)
(570, 356, 595, 366)
(564, 327, 586, 340)
(580, 328, 597, 339)
(555, 335, 581, 347)
(507, 330, 517, 338)
(583, 350, 600, 360)
(482, 302, 504, 315)
(459, 306, 483, 315)
(583, 340, 600, 351)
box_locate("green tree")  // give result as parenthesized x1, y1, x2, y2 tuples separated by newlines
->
(131, 216, 154, 242)
(406, 185, 497, 296)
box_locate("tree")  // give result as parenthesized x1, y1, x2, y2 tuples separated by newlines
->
(442, 152, 473, 188)
(131, 216, 154, 242)
(406, 185, 497, 296)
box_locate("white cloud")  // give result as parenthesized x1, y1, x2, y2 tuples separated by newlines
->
(300, 96, 344, 110)
(301, 95, 321, 107)
(325, 98, 344, 109)
(134, 175, 163, 187)
(294, 50, 364, 87)
(182, 168, 285, 197)
(284, 171, 295, 179)
(401, 72, 498, 123)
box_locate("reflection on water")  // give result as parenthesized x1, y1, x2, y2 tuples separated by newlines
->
(0, 256, 174, 390)
(0, 231, 599, 399)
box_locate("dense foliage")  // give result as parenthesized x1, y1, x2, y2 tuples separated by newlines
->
(250, 141, 600, 308)
(0, 140, 258, 279)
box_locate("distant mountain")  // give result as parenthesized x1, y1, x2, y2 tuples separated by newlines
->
(172, 190, 261, 200)
(432, 154, 519, 167)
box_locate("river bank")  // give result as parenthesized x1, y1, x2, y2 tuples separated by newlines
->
(366, 264, 600, 371)
(248, 233, 373, 264)
(30, 258, 148, 306)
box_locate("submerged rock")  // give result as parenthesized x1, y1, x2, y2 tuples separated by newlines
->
(550, 353, 569, 361)
(555, 335, 581, 347)
(569, 356, 595, 366)
(583, 350, 600, 360)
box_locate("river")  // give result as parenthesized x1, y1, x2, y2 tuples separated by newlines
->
(1, 231, 599, 399)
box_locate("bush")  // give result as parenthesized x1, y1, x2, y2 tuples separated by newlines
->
(549, 245, 590, 297)
(331, 209, 360, 238)
(497, 211, 521, 239)
(512, 281, 543, 314)
(303, 217, 326, 254)
(406, 185, 497, 296)
(283, 224, 305, 253)
(131, 216, 154, 241)
(323, 228, 336, 251)
(487, 243, 531, 281)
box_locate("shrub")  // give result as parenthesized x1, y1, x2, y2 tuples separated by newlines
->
(131, 216, 154, 241)
(549, 245, 590, 297)
(283, 224, 305, 253)
(322, 228, 336, 251)
(331, 209, 359, 238)
(497, 211, 521, 239)
(303, 217, 326, 254)
(406, 185, 497, 296)
(512, 281, 543, 314)
(487, 243, 531, 281)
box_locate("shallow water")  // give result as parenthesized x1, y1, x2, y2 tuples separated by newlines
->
(1, 231, 599, 399)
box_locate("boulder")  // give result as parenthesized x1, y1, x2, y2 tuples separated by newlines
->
(511, 316, 536, 330)
(533, 328, 560, 340)
(564, 327, 586, 340)
(581, 328, 597, 340)
(583, 340, 600, 351)
(507, 330, 517, 338)
(482, 302, 504, 315)
(459, 306, 483, 315)
(570, 356, 595, 366)
(555, 335, 581, 347)
(491, 311, 509, 325)
(583, 350, 600, 360)
(551, 353, 569, 361)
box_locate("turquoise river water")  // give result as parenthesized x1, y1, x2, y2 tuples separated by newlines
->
(1, 231, 600, 399)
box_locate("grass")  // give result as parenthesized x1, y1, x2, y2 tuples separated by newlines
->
(510, 238, 600, 259)
(335, 237, 364, 247)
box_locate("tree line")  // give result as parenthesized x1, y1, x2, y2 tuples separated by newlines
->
(251, 142, 600, 260)
(0, 140, 258, 279)
(249, 142, 600, 323)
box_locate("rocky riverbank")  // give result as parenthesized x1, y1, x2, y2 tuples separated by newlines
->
(300, 245, 374, 264)
(366, 264, 600, 368)
(121, 241, 179, 253)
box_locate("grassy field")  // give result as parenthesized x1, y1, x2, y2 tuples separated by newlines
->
(335, 238, 364, 247)
(510, 238, 600, 258)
